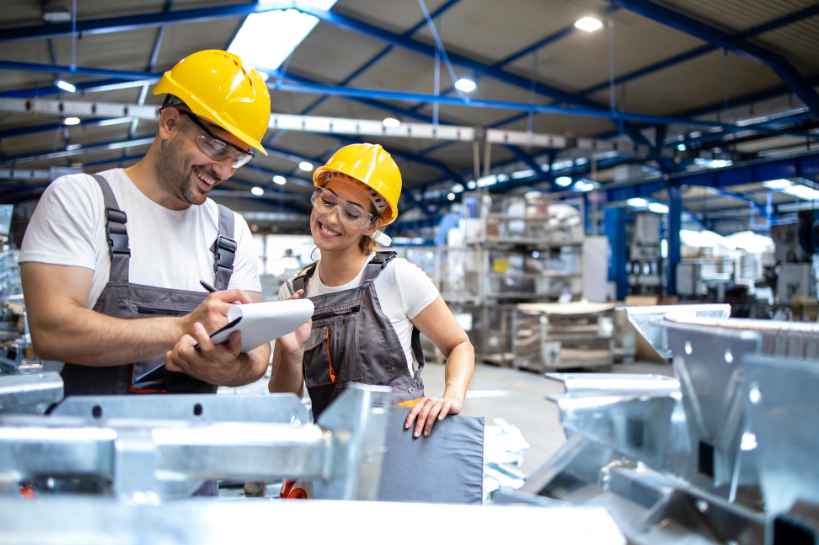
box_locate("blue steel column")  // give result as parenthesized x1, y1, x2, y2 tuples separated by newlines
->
(667, 183, 682, 296)
(604, 207, 628, 300)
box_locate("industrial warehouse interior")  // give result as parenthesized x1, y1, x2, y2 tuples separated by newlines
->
(1, 0, 819, 543)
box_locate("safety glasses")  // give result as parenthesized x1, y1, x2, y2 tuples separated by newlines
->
(311, 186, 378, 230)
(175, 109, 255, 169)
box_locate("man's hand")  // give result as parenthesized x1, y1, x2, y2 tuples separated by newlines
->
(165, 323, 243, 385)
(404, 395, 464, 438)
(275, 290, 312, 355)
(180, 289, 253, 336)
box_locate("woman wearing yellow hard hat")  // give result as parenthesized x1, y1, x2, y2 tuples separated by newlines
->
(269, 143, 475, 437)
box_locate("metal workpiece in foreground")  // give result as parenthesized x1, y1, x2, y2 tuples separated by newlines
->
(0, 383, 391, 501)
(0, 371, 63, 414)
(0, 496, 626, 545)
(497, 305, 819, 545)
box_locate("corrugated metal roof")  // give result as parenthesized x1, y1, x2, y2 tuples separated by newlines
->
(0, 0, 817, 208)
(411, 0, 610, 66)
(657, 0, 818, 33)
(507, 8, 706, 93)
(751, 14, 819, 76)
(586, 49, 784, 116)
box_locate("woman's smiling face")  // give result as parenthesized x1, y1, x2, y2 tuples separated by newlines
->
(310, 179, 380, 252)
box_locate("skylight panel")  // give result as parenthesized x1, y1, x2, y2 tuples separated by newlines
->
(228, 0, 339, 73)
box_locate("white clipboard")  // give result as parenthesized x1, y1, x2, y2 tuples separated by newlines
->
(208, 299, 314, 352)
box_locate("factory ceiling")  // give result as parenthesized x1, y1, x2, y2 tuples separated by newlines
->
(0, 0, 817, 232)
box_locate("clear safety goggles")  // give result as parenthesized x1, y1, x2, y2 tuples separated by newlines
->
(172, 108, 255, 169)
(310, 186, 379, 230)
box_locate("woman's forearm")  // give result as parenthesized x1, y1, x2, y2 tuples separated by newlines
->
(268, 343, 305, 395)
(441, 340, 474, 406)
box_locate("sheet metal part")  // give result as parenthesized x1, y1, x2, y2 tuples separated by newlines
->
(742, 355, 819, 517)
(526, 305, 819, 543)
(0, 496, 626, 545)
(0, 383, 390, 501)
(624, 304, 731, 359)
(52, 392, 309, 424)
(0, 372, 63, 414)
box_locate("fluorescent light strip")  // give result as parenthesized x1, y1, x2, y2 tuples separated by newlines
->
(228, 0, 339, 72)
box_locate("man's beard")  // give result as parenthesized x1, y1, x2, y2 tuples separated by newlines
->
(154, 133, 221, 205)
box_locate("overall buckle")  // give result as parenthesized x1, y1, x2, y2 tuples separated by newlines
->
(214, 235, 236, 271)
(105, 208, 130, 256)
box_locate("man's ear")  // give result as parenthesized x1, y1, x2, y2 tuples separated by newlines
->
(157, 108, 182, 140)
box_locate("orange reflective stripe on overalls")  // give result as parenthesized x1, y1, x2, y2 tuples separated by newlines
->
(293, 251, 426, 421)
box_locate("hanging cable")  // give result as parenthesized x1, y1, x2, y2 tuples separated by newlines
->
(433, 17, 441, 128)
(417, 0, 466, 99)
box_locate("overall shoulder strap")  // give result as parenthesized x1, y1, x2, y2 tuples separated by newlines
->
(212, 204, 236, 290)
(291, 262, 318, 294)
(363, 251, 397, 284)
(410, 326, 426, 379)
(91, 174, 130, 283)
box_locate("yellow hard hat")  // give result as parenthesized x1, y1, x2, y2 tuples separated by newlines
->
(153, 50, 270, 155)
(314, 143, 402, 224)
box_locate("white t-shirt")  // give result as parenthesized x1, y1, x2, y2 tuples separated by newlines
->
(20, 168, 260, 308)
(278, 254, 439, 374)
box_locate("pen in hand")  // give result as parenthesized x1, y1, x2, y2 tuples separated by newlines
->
(200, 280, 218, 293)
(200, 280, 237, 304)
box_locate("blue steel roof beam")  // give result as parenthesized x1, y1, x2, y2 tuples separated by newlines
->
(674, 113, 819, 149)
(0, 3, 612, 113)
(707, 188, 766, 215)
(0, 78, 149, 99)
(605, 0, 819, 113)
(266, 0, 463, 145)
(582, 4, 819, 97)
(269, 78, 772, 129)
(594, 73, 819, 141)
(506, 146, 548, 182)
(320, 131, 466, 187)
(2, 137, 154, 165)
(0, 117, 133, 140)
(0, 59, 755, 130)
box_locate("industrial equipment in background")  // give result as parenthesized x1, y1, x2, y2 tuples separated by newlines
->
(605, 207, 664, 302)
(409, 193, 620, 370)
(496, 304, 819, 544)
(0, 205, 42, 375)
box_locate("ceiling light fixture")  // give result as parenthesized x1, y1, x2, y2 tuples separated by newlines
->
(677, 143, 687, 151)
(555, 176, 573, 187)
(575, 16, 603, 32)
(272, 175, 287, 185)
(649, 202, 669, 214)
(63, 117, 81, 126)
(447, 193, 456, 201)
(42, 5, 72, 22)
(627, 198, 648, 208)
(251, 187, 264, 196)
(382, 117, 401, 128)
(298, 162, 314, 172)
(454, 78, 477, 93)
(228, 0, 338, 72)
(56, 80, 76, 93)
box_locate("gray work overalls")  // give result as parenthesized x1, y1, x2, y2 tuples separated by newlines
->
(292, 251, 425, 420)
(59, 174, 236, 397)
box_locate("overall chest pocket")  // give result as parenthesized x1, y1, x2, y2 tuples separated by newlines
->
(303, 306, 363, 388)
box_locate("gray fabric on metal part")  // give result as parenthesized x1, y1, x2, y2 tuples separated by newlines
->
(377, 407, 484, 504)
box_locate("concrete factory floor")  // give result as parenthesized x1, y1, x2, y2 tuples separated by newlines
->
(222, 361, 673, 477)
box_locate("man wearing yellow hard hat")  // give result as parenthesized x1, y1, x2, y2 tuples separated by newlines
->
(20, 51, 270, 421)
(269, 143, 475, 439)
